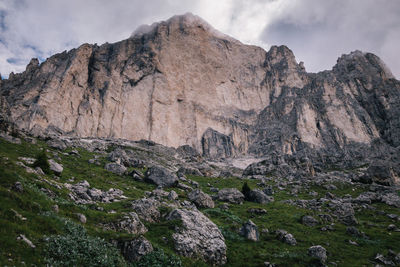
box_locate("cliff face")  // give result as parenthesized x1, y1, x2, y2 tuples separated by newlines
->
(1, 13, 400, 167)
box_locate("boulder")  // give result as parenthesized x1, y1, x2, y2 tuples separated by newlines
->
(329, 202, 358, 225)
(247, 189, 274, 204)
(144, 166, 178, 188)
(346, 226, 366, 238)
(114, 212, 147, 235)
(104, 162, 127, 176)
(177, 166, 203, 177)
(0, 132, 21, 144)
(308, 245, 327, 263)
(66, 180, 125, 204)
(117, 236, 153, 262)
(263, 186, 274, 196)
(240, 220, 259, 241)
(130, 169, 144, 181)
(77, 213, 86, 224)
(46, 139, 67, 150)
(301, 215, 319, 227)
(167, 208, 227, 265)
(168, 190, 179, 201)
(276, 230, 296, 246)
(48, 159, 63, 174)
(217, 188, 244, 204)
(188, 189, 215, 208)
(108, 148, 144, 168)
(361, 160, 399, 186)
(131, 198, 161, 223)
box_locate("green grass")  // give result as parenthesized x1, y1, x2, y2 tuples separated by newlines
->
(0, 137, 399, 266)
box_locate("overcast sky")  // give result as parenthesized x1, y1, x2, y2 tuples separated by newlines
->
(1, 0, 399, 79)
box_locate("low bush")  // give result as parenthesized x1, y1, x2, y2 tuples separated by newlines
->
(45, 219, 126, 266)
(33, 150, 50, 174)
(131, 247, 182, 267)
(242, 181, 251, 200)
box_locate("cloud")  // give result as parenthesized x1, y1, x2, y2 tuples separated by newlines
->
(260, 0, 400, 77)
(0, 0, 399, 79)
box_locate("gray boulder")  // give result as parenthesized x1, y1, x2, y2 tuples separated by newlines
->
(104, 162, 127, 175)
(263, 186, 274, 196)
(168, 190, 179, 201)
(240, 220, 259, 241)
(108, 148, 144, 168)
(46, 139, 67, 150)
(131, 198, 161, 223)
(218, 188, 244, 204)
(130, 169, 144, 181)
(330, 202, 358, 225)
(247, 189, 274, 204)
(144, 166, 178, 188)
(48, 159, 63, 174)
(177, 166, 203, 177)
(188, 189, 215, 208)
(301, 215, 319, 227)
(308, 245, 327, 263)
(276, 230, 297, 246)
(114, 212, 147, 235)
(66, 180, 125, 204)
(117, 236, 153, 262)
(362, 160, 399, 186)
(77, 213, 86, 224)
(167, 208, 227, 265)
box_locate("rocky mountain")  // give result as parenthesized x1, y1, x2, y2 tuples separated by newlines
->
(1, 14, 400, 265)
(1, 13, 399, 176)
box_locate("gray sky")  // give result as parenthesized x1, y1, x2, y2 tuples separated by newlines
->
(1, 0, 399, 78)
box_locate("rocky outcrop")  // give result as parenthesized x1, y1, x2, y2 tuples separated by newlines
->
(66, 180, 126, 204)
(240, 220, 259, 241)
(131, 198, 161, 223)
(0, 13, 399, 176)
(247, 189, 274, 204)
(144, 166, 178, 188)
(276, 229, 297, 246)
(104, 162, 127, 176)
(106, 212, 147, 235)
(308, 245, 327, 263)
(217, 188, 244, 204)
(167, 208, 227, 265)
(188, 189, 214, 208)
(116, 236, 153, 262)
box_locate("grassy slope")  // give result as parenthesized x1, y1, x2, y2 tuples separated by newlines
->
(0, 138, 399, 266)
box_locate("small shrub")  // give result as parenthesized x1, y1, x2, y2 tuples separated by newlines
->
(241, 181, 251, 200)
(219, 226, 245, 241)
(131, 247, 182, 267)
(33, 150, 50, 174)
(45, 219, 126, 266)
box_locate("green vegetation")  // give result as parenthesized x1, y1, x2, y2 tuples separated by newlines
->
(132, 248, 183, 267)
(32, 150, 50, 174)
(241, 181, 251, 200)
(45, 219, 125, 266)
(0, 137, 399, 266)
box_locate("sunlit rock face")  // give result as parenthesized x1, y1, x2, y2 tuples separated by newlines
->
(1, 13, 399, 165)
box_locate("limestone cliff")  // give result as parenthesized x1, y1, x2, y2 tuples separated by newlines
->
(1, 13, 399, 168)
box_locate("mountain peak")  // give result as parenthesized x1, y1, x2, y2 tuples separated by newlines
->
(130, 13, 239, 43)
(334, 50, 394, 79)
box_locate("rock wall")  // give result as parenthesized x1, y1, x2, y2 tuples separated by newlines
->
(1, 13, 399, 166)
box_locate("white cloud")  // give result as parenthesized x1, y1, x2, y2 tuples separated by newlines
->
(0, 0, 399, 79)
